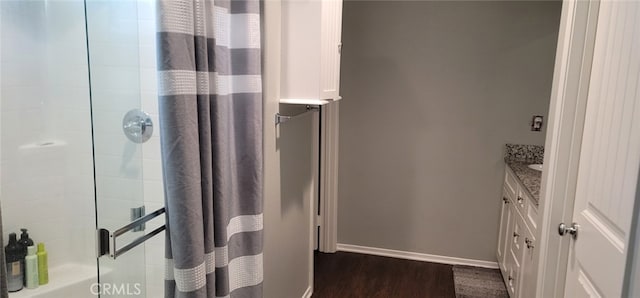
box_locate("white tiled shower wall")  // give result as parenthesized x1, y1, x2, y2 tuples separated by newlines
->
(0, 1, 95, 269)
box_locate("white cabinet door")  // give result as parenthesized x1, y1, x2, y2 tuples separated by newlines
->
(497, 189, 511, 275)
(506, 252, 520, 297)
(319, 0, 342, 100)
(281, 0, 343, 104)
(564, 0, 640, 296)
(518, 226, 536, 298)
(503, 202, 518, 294)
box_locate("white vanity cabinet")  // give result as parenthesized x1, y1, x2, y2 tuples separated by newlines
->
(281, 0, 343, 105)
(497, 166, 539, 298)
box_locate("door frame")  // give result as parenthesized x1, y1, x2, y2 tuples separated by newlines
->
(318, 102, 339, 253)
(534, 0, 600, 296)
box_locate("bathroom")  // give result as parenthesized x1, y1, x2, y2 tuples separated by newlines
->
(2, 0, 640, 298)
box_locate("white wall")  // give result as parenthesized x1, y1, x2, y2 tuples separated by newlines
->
(263, 1, 315, 296)
(337, 1, 561, 262)
(0, 0, 95, 269)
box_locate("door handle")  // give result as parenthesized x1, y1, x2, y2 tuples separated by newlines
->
(558, 222, 579, 239)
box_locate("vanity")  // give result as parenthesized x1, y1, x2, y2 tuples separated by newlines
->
(497, 144, 543, 298)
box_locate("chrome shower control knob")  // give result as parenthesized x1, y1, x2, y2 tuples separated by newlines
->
(123, 109, 153, 143)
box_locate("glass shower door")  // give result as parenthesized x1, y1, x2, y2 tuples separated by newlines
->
(86, 0, 162, 297)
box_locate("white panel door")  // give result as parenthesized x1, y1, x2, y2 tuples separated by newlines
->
(564, 0, 640, 297)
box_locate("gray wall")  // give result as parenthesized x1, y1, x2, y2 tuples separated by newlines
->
(263, 1, 314, 297)
(338, 1, 561, 262)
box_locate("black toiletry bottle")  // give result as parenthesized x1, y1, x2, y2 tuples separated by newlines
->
(5, 233, 24, 292)
(18, 229, 33, 285)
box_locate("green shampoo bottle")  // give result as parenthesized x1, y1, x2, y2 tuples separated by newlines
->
(36, 243, 48, 285)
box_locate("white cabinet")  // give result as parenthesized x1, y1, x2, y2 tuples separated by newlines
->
(281, 0, 343, 105)
(497, 166, 539, 297)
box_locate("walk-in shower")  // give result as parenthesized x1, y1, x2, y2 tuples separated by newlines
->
(1, 1, 165, 297)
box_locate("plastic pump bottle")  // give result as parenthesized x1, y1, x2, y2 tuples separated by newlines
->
(5, 233, 23, 292)
(36, 243, 48, 285)
(17, 229, 34, 249)
(18, 229, 34, 285)
(25, 246, 39, 289)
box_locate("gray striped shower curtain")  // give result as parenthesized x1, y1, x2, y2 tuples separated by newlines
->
(156, 1, 263, 297)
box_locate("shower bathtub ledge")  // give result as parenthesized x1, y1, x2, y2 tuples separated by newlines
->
(9, 263, 109, 298)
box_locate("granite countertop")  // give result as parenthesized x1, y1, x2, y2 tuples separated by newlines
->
(504, 144, 544, 206)
(506, 161, 542, 205)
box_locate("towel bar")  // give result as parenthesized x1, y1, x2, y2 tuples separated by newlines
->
(275, 105, 320, 125)
(97, 207, 166, 259)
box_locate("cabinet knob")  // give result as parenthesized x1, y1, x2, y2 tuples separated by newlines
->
(525, 237, 534, 249)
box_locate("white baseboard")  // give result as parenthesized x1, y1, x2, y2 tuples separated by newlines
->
(336, 243, 499, 269)
(301, 286, 312, 298)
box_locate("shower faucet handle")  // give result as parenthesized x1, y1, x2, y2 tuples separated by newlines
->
(123, 109, 153, 143)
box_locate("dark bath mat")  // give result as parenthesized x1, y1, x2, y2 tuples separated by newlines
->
(452, 265, 509, 298)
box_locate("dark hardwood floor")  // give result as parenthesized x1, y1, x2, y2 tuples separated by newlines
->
(313, 251, 456, 298)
